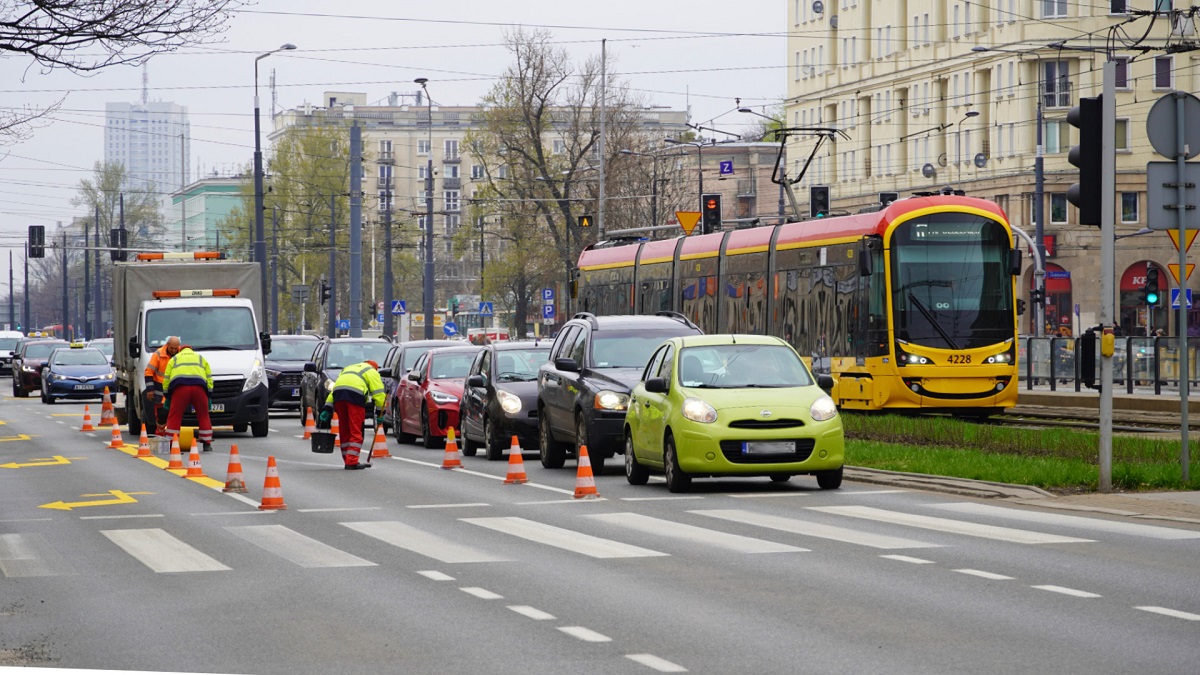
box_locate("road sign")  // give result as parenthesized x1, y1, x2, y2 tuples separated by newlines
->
(542, 288, 555, 302)
(290, 284, 310, 303)
(337, 320, 350, 331)
(444, 321, 458, 336)
(1167, 229, 1199, 253)
(676, 211, 702, 235)
(1146, 92, 1200, 160)
(542, 304, 555, 320)
(1146, 162, 1200, 230)
(479, 301, 494, 316)
(1168, 263, 1196, 284)
(376, 313, 384, 324)
(1171, 285, 1190, 307)
(377, 301, 384, 311)
(719, 160, 734, 175)
(391, 300, 406, 315)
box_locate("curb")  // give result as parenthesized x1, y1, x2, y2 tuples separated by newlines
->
(845, 466, 1056, 500)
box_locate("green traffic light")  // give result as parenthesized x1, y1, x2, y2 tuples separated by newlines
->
(1146, 292, 1158, 304)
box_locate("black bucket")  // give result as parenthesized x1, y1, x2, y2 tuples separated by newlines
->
(311, 430, 336, 454)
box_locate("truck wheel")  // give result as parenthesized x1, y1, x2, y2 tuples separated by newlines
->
(251, 418, 269, 437)
(233, 423, 248, 433)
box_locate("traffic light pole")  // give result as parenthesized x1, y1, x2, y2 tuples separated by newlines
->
(1099, 62, 1116, 493)
(1173, 91, 1191, 482)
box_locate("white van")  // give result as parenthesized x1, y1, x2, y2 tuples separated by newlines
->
(0, 330, 24, 375)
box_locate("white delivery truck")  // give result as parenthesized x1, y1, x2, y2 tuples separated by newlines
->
(113, 253, 272, 437)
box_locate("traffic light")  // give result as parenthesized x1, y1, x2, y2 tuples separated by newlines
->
(109, 228, 127, 262)
(449, 297, 459, 317)
(1016, 298, 1027, 316)
(701, 194, 722, 234)
(319, 280, 331, 305)
(1067, 95, 1102, 227)
(809, 185, 830, 218)
(878, 192, 899, 207)
(577, 214, 593, 229)
(1145, 265, 1160, 305)
(28, 225, 44, 258)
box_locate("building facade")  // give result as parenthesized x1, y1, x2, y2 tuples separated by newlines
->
(785, 0, 1200, 336)
(163, 176, 244, 252)
(104, 101, 190, 195)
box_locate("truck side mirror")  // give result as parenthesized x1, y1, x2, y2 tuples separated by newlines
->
(260, 332, 272, 356)
(128, 336, 139, 359)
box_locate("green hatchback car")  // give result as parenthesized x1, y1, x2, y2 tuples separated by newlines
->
(624, 334, 844, 492)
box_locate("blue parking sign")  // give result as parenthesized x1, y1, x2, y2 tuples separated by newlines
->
(542, 288, 555, 302)
(542, 304, 555, 319)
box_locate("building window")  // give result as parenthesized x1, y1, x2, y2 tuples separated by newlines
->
(1115, 119, 1130, 151)
(1043, 0, 1067, 18)
(444, 214, 460, 235)
(1121, 192, 1139, 223)
(444, 139, 459, 160)
(1114, 57, 1130, 88)
(445, 164, 460, 179)
(444, 191, 460, 212)
(471, 164, 484, 180)
(378, 190, 392, 212)
(378, 165, 392, 180)
(553, 139, 566, 155)
(418, 139, 430, 155)
(1155, 56, 1173, 88)
(1050, 193, 1067, 224)
(1044, 120, 1070, 153)
(1043, 61, 1071, 108)
(418, 165, 428, 180)
(418, 215, 429, 231)
(378, 140, 392, 159)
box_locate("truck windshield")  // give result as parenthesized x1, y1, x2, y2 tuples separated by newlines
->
(146, 307, 258, 351)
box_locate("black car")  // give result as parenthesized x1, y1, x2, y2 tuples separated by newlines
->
(12, 339, 69, 397)
(380, 339, 447, 432)
(537, 312, 703, 474)
(299, 337, 394, 422)
(266, 334, 321, 411)
(461, 341, 551, 460)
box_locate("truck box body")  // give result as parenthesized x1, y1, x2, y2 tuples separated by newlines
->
(113, 260, 270, 437)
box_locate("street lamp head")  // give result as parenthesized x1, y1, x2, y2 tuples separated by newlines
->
(965, 110, 980, 118)
(279, 43, 297, 51)
(414, 77, 428, 86)
(737, 107, 752, 113)
(971, 46, 990, 53)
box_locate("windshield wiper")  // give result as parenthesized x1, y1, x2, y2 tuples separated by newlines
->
(907, 292, 959, 350)
(192, 345, 240, 351)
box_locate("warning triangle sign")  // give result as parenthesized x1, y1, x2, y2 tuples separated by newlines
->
(676, 211, 702, 235)
(1168, 263, 1195, 285)
(1167, 229, 1199, 253)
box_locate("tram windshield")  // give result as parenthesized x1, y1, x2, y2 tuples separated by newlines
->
(890, 213, 1014, 350)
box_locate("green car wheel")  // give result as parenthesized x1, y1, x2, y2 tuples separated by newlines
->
(624, 432, 649, 485)
(663, 434, 691, 493)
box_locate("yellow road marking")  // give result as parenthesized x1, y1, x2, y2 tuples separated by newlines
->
(38, 489, 154, 511)
(110, 441, 227, 489)
(0, 434, 33, 442)
(0, 455, 87, 469)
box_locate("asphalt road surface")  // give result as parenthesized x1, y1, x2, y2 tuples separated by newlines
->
(2, 395, 1199, 675)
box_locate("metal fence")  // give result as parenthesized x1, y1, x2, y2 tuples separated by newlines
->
(1018, 336, 1200, 394)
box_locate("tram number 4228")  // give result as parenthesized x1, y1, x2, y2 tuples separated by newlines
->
(947, 354, 972, 364)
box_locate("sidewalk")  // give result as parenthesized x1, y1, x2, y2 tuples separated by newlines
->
(846, 466, 1200, 527)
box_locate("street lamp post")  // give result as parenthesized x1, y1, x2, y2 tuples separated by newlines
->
(664, 138, 706, 212)
(955, 110, 980, 186)
(619, 149, 664, 228)
(253, 43, 296, 332)
(415, 77, 435, 339)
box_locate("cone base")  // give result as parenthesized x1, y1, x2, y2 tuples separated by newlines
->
(258, 502, 288, 510)
(504, 476, 529, 484)
(223, 480, 248, 494)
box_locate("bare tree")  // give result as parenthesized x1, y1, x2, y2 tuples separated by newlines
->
(1, 0, 246, 141)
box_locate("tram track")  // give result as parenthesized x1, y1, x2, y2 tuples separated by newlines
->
(992, 404, 1196, 434)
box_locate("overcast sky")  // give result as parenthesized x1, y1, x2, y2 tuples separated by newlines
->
(0, 0, 786, 251)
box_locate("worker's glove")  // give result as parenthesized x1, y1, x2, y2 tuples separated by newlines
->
(375, 415, 385, 428)
(162, 397, 170, 412)
(318, 408, 332, 425)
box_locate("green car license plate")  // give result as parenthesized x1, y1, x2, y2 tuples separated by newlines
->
(210, 403, 225, 413)
(742, 441, 794, 454)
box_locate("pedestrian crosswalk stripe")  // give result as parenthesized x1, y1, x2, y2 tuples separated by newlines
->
(585, 512, 808, 553)
(462, 517, 669, 559)
(693, 509, 942, 550)
(0, 533, 76, 577)
(809, 506, 1094, 544)
(341, 520, 510, 563)
(929, 502, 1200, 540)
(225, 524, 376, 568)
(102, 528, 230, 573)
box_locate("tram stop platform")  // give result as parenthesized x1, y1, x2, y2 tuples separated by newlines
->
(1017, 388, 1200, 416)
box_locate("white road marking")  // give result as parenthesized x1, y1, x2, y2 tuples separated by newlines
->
(619, 496, 705, 502)
(342, 520, 509, 563)
(810, 505, 1094, 544)
(727, 493, 810, 499)
(0, 533, 75, 577)
(694, 509, 940, 550)
(296, 507, 382, 513)
(407, 503, 490, 509)
(508, 605, 555, 620)
(0, 519, 53, 524)
(417, 570, 455, 581)
(954, 569, 1015, 580)
(462, 517, 668, 559)
(558, 626, 611, 642)
(1135, 606, 1200, 621)
(102, 528, 230, 573)
(516, 498, 609, 505)
(189, 511, 272, 517)
(880, 554, 935, 564)
(79, 514, 164, 520)
(930, 502, 1200, 540)
(226, 524, 376, 568)
(1033, 585, 1101, 598)
(388, 455, 576, 494)
(586, 512, 807, 553)
(460, 586, 503, 600)
(626, 654, 688, 672)
(846, 489, 907, 495)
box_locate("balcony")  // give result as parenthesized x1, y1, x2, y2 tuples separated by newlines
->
(443, 176, 461, 190)
(443, 154, 461, 164)
(377, 151, 394, 164)
(737, 179, 756, 197)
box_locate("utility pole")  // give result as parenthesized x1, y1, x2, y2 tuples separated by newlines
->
(7, 250, 13, 331)
(93, 213, 101, 337)
(597, 38, 607, 238)
(1099, 62, 1116, 492)
(61, 230, 68, 339)
(1034, 63, 1046, 338)
(271, 206, 279, 333)
(84, 211, 91, 338)
(328, 195, 337, 337)
(383, 206, 395, 339)
(22, 242, 29, 334)
(349, 122, 363, 338)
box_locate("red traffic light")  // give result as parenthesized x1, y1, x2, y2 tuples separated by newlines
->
(706, 198, 718, 210)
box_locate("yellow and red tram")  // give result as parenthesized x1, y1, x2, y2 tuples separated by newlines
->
(576, 194, 1021, 414)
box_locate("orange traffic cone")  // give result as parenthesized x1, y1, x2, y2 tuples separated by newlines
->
(303, 407, 316, 440)
(185, 448, 206, 478)
(440, 427, 462, 470)
(258, 455, 287, 510)
(100, 387, 115, 426)
(370, 425, 391, 459)
(80, 405, 95, 432)
(109, 421, 125, 449)
(136, 424, 152, 458)
(223, 445, 248, 493)
(573, 445, 599, 499)
(165, 435, 184, 470)
(503, 436, 529, 484)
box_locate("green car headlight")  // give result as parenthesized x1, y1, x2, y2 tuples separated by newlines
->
(681, 397, 717, 424)
(810, 395, 838, 422)
(594, 390, 629, 411)
(497, 389, 522, 414)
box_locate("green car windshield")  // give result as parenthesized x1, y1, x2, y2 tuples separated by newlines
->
(678, 344, 813, 389)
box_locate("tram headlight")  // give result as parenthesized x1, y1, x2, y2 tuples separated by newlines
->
(985, 352, 1012, 364)
(895, 346, 931, 365)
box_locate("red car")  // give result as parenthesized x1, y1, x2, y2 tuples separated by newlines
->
(395, 345, 480, 448)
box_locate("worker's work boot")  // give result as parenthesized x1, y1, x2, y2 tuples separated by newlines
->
(202, 442, 213, 453)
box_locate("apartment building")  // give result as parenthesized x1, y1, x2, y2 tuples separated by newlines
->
(785, 0, 1200, 336)
(104, 101, 190, 195)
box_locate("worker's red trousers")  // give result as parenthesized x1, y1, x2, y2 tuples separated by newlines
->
(334, 401, 365, 466)
(164, 384, 214, 444)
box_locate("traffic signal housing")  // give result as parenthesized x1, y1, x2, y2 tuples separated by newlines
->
(109, 228, 128, 262)
(577, 214, 593, 229)
(810, 185, 830, 218)
(1016, 298, 1027, 316)
(701, 194, 722, 234)
(319, 280, 331, 305)
(1145, 265, 1160, 305)
(28, 225, 44, 258)
(1067, 95, 1102, 227)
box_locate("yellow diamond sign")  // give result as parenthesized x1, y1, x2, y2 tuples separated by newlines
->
(676, 211, 702, 235)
